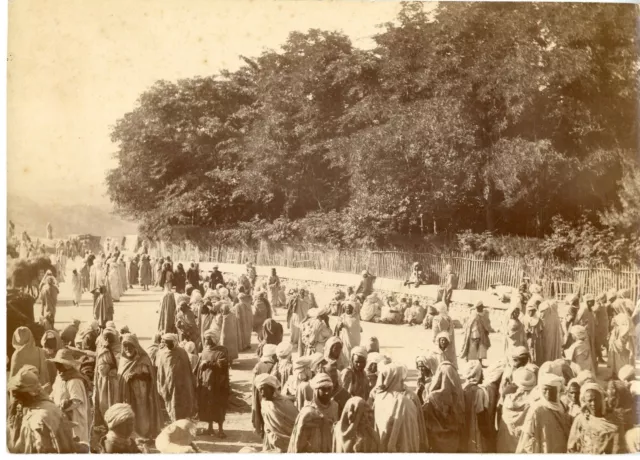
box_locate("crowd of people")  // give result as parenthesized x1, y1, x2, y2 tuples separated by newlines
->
(7, 251, 640, 454)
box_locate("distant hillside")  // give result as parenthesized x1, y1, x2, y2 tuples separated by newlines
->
(8, 194, 139, 238)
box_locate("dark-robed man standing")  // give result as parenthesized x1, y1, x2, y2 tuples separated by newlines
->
(156, 333, 195, 422)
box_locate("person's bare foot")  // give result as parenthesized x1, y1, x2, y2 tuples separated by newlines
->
(217, 431, 227, 439)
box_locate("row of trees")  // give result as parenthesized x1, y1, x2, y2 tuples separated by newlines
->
(107, 2, 640, 265)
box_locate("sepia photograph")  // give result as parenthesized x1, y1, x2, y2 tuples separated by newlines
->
(5, 0, 640, 454)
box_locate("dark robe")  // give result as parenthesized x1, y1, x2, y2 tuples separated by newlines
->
(196, 345, 230, 424)
(257, 319, 283, 357)
(186, 267, 200, 288)
(93, 293, 113, 330)
(128, 260, 139, 286)
(157, 291, 177, 334)
(117, 335, 163, 439)
(210, 270, 225, 288)
(156, 346, 195, 422)
(173, 270, 186, 293)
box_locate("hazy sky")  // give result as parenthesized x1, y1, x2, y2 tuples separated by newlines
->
(7, 0, 411, 209)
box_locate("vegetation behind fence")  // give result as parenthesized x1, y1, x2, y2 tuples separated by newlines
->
(153, 242, 639, 302)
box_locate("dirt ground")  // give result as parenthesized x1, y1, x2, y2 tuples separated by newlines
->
(49, 263, 616, 452)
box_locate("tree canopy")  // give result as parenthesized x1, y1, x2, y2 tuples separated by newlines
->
(107, 2, 640, 263)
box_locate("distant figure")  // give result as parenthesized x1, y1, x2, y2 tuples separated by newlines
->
(439, 264, 458, 307)
(460, 301, 492, 367)
(46, 222, 53, 240)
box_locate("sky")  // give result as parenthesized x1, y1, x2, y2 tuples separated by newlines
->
(7, 0, 413, 209)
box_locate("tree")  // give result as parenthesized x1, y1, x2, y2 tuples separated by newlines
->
(107, 74, 258, 242)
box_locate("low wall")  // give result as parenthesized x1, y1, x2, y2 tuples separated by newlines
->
(181, 261, 515, 333)
(190, 261, 510, 310)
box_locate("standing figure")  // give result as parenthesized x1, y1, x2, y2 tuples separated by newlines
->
(128, 257, 139, 288)
(284, 357, 314, 411)
(256, 314, 282, 356)
(496, 365, 537, 452)
(432, 302, 457, 368)
(288, 374, 338, 453)
(49, 349, 91, 452)
(71, 269, 82, 306)
(7, 368, 77, 453)
(341, 346, 369, 400)
(139, 255, 152, 291)
(117, 334, 163, 440)
(10, 327, 50, 385)
(118, 257, 128, 294)
(440, 264, 458, 307)
(523, 303, 544, 366)
(515, 373, 572, 453)
(372, 362, 428, 453)
(46, 222, 53, 240)
(299, 307, 333, 356)
(93, 286, 113, 329)
(356, 270, 375, 301)
(575, 294, 598, 371)
(235, 286, 253, 351)
(220, 303, 240, 362)
(324, 337, 348, 371)
(158, 281, 177, 335)
(608, 312, 635, 376)
(593, 293, 609, 364)
(94, 329, 120, 428)
(176, 301, 200, 351)
(268, 268, 281, 309)
(186, 262, 201, 293)
(252, 345, 278, 439)
(154, 258, 164, 287)
(209, 264, 225, 288)
(253, 292, 273, 341)
(256, 373, 299, 452)
(173, 263, 187, 294)
(504, 306, 526, 358)
(336, 301, 362, 367)
(287, 289, 309, 347)
(107, 257, 122, 302)
(539, 300, 564, 362)
(156, 333, 195, 422)
(566, 325, 595, 374)
(273, 342, 294, 389)
(196, 329, 230, 438)
(39, 277, 59, 329)
(567, 383, 622, 454)
(246, 262, 258, 290)
(460, 302, 492, 367)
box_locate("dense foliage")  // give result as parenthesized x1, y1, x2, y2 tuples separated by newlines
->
(107, 2, 640, 266)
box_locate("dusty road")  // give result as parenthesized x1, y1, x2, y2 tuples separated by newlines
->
(49, 267, 614, 452)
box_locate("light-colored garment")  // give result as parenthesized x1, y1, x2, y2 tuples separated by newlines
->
(567, 339, 595, 374)
(333, 396, 380, 453)
(497, 389, 533, 452)
(338, 313, 361, 367)
(107, 263, 122, 301)
(10, 327, 50, 385)
(515, 400, 572, 453)
(567, 412, 622, 454)
(261, 393, 299, 452)
(71, 273, 82, 304)
(432, 314, 458, 368)
(51, 376, 90, 446)
(287, 399, 338, 453)
(93, 345, 120, 427)
(373, 363, 429, 453)
(608, 313, 636, 375)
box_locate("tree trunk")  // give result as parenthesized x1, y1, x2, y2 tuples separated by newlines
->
(484, 178, 496, 232)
